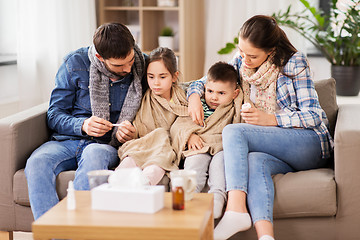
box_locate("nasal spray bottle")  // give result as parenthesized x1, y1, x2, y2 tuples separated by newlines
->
(67, 180, 76, 210)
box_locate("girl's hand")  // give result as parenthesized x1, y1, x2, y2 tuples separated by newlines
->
(188, 93, 204, 126)
(82, 116, 112, 137)
(115, 120, 136, 143)
(241, 107, 278, 126)
(187, 134, 204, 151)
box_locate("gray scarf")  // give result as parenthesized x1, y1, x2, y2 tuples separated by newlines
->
(88, 44, 145, 146)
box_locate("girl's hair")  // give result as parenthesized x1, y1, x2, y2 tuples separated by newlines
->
(240, 15, 297, 69)
(93, 22, 134, 59)
(148, 47, 178, 79)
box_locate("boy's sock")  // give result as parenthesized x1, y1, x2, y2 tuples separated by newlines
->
(213, 193, 225, 219)
(259, 235, 275, 240)
(214, 211, 252, 240)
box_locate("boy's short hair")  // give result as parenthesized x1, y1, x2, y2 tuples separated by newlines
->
(207, 62, 239, 88)
(93, 22, 135, 59)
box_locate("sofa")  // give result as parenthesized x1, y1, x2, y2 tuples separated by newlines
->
(0, 78, 359, 240)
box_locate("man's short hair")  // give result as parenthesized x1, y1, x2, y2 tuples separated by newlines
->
(207, 61, 239, 87)
(93, 22, 135, 59)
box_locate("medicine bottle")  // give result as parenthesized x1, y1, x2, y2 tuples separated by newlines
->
(172, 177, 185, 210)
(67, 180, 76, 210)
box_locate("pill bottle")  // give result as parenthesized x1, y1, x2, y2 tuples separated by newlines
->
(172, 177, 185, 210)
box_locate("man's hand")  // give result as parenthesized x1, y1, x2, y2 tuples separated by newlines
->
(188, 93, 204, 127)
(115, 120, 136, 143)
(187, 133, 204, 151)
(82, 116, 112, 137)
(241, 107, 277, 126)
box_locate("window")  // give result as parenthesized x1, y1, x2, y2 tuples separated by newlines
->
(0, 0, 17, 65)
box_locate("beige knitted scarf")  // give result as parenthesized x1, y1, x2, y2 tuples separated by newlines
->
(240, 54, 279, 113)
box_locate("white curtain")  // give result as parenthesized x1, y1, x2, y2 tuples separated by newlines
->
(203, 0, 307, 73)
(17, 0, 96, 110)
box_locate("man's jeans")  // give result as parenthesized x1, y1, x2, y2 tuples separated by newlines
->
(25, 139, 119, 220)
(222, 123, 327, 224)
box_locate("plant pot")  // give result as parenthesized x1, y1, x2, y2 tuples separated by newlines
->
(158, 36, 174, 50)
(331, 65, 360, 96)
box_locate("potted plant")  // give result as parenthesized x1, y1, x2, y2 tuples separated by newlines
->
(218, 0, 360, 96)
(158, 26, 175, 50)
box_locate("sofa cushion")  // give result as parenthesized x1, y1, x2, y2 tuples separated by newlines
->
(13, 168, 170, 207)
(13, 169, 76, 207)
(273, 168, 336, 219)
(314, 78, 338, 138)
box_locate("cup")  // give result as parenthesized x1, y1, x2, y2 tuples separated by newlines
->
(170, 170, 197, 201)
(87, 170, 114, 189)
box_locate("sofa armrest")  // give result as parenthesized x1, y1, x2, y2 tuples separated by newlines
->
(334, 104, 360, 238)
(0, 102, 49, 195)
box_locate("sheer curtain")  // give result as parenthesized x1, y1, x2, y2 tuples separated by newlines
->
(203, 0, 306, 73)
(17, 0, 96, 110)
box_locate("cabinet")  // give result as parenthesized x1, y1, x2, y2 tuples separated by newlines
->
(96, 0, 205, 82)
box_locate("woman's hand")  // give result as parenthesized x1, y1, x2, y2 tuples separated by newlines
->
(115, 120, 136, 143)
(82, 116, 112, 137)
(187, 133, 204, 151)
(241, 107, 278, 126)
(188, 93, 204, 126)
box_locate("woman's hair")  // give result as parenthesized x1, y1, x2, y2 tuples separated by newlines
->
(240, 15, 297, 69)
(148, 47, 178, 79)
(93, 22, 135, 59)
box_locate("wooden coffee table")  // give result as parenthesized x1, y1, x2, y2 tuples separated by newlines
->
(32, 191, 214, 240)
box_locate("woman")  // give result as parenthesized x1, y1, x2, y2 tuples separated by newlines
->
(187, 15, 333, 240)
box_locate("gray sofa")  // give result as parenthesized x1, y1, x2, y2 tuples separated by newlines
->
(0, 78, 359, 240)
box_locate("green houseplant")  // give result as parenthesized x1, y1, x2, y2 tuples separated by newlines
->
(160, 26, 174, 37)
(158, 26, 175, 50)
(218, 0, 360, 96)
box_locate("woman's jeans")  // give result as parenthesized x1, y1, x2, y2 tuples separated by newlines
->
(25, 139, 119, 220)
(222, 123, 327, 224)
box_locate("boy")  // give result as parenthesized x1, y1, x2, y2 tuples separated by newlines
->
(170, 61, 243, 218)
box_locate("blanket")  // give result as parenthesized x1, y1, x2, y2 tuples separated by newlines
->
(118, 85, 188, 171)
(170, 89, 245, 163)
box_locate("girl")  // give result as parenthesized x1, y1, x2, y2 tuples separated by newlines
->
(115, 47, 188, 185)
(187, 15, 333, 240)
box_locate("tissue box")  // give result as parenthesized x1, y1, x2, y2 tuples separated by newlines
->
(91, 183, 165, 214)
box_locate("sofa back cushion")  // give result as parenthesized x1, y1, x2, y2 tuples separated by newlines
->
(314, 78, 338, 137)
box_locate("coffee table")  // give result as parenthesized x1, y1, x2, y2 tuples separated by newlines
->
(32, 191, 214, 240)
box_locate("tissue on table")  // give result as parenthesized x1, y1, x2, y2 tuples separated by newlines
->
(91, 168, 165, 214)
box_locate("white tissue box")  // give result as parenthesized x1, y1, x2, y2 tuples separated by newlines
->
(91, 184, 165, 214)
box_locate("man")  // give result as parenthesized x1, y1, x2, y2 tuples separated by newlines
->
(25, 23, 147, 220)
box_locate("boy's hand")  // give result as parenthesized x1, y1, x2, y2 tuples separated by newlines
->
(115, 120, 136, 143)
(82, 116, 112, 137)
(187, 134, 204, 151)
(188, 93, 204, 127)
(241, 107, 277, 126)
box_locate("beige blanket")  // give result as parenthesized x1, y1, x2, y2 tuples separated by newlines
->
(170, 89, 245, 163)
(118, 85, 188, 171)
